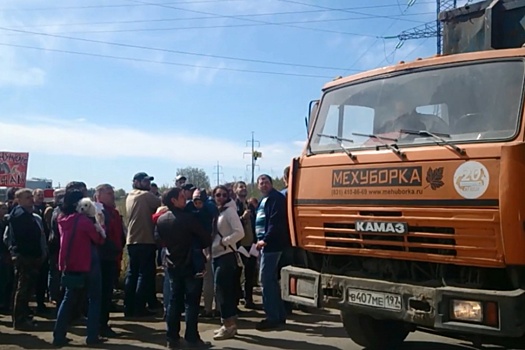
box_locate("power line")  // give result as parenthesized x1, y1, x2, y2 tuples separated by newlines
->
(384, 0, 459, 54)
(375, 37, 430, 69)
(277, 0, 424, 23)
(0, 0, 245, 12)
(0, 26, 355, 71)
(344, 0, 418, 73)
(34, 13, 433, 36)
(6, 1, 434, 28)
(4, 0, 436, 16)
(123, 0, 379, 38)
(0, 42, 336, 78)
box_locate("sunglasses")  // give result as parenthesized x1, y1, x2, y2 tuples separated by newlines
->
(215, 193, 228, 198)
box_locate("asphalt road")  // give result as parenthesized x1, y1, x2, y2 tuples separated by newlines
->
(0, 304, 504, 350)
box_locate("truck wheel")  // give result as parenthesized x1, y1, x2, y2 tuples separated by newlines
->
(341, 311, 409, 350)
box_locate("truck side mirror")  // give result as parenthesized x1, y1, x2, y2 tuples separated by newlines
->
(307, 100, 319, 134)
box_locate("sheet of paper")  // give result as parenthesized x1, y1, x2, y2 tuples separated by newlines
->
(249, 243, 259, 257)
(237, 245, 250, 258)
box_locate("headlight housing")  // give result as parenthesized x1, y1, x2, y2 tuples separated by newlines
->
(451, 300, 483, 323)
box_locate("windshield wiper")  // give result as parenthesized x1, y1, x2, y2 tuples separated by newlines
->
(399, 129, 466, 155)
(317, 133, 357, 160)
(352, 132, 405, 159)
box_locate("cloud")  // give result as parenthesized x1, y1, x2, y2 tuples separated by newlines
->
(0, 115, 303, 170)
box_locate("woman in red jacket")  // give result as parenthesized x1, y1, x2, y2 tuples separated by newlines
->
(52, 190, 106, 347)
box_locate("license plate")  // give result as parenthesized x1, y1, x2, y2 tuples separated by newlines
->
(347, 289, 402, 310)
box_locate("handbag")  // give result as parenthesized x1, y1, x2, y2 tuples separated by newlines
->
(61, 271, 86, 289)
(216, 230, 244, 269)
(60, 215, 86, 289)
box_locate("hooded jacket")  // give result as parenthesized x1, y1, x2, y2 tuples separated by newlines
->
(212, 199, 244, 259)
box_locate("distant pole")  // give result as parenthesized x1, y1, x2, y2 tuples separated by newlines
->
(244, 131, 260, 186)
(213, 161, 223, 186)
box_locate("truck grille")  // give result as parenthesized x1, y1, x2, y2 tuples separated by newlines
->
(324, 222, 456, 256)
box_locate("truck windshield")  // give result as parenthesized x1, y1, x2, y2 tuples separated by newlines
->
(309, 60, 524, 153)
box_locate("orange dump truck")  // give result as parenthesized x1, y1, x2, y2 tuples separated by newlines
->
(281, 1, 525, 348)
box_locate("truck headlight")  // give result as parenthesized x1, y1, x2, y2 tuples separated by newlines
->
(451, 300, 483, 322)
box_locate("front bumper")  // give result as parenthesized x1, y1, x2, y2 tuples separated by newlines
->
(281, 266, 525, 338)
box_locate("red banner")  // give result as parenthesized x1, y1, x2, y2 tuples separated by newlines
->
(0, 152, 29, 188)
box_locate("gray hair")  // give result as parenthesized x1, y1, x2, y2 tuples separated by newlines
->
(54, 188, 66, 201)
(95, 183, 114, 196)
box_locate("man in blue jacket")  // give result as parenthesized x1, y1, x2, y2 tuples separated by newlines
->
(254, 174, 290, 330)
(3, 188, 46, 330)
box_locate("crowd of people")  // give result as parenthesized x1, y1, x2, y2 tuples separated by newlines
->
(0, 167, 294, 349)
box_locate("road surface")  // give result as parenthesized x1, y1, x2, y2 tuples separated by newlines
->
(0, 303, 504, 350)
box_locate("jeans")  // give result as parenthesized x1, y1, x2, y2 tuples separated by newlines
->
(163, 266, 171, 313)
(124, 244, 156, 315)
(36, 258, 49, 306)
(12, 256, 40, 327)
(53, 250, 102, 343)
(213, 253, 238, 320)
(241, 249, 257, 303)
(100, 260, 116, 330)
(0, 256, 14, 309)
(202, 258, 215, 313)
(279, 246, 295, 313)
(260, 251, 286, 323)
(48, 254, 61, 302)
(166, 265, 203, 343)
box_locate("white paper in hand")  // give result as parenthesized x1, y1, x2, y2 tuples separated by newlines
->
(237, 246, 250, 258)
(249, 243, 260, 257)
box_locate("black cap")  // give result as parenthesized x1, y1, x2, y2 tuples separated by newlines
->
(182, 183, 195, 191)
(133, 172, 154, 181)
(176, 175, 187, 181)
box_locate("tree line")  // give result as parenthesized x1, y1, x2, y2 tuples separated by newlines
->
(113, 166, 286, 200)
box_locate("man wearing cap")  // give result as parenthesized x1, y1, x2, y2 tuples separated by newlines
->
(175, 175, 186, 189)
(182, 184, 196, 203)
(124, 172, 161, 317)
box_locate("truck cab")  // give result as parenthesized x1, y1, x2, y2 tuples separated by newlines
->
(281, 1, 525, 348)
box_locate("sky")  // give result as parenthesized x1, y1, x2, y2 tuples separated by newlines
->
(0, 0, 471, 190)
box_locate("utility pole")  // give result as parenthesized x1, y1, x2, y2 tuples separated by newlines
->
(243, 131, 261, 186)
(213, 161, 223, 186)
(386, 0, 458, 54)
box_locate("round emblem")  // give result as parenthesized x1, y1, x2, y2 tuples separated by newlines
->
(453, 161, 489, 199)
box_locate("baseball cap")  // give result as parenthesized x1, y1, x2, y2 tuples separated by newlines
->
(133, 172, 154, 181)
(176, 175, 187, 181)
(182, 183, 196, 191)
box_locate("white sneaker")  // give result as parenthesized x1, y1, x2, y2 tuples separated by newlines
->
(213, 326, 237, 340)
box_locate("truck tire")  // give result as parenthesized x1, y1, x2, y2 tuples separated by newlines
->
(341, 311, 409, 350)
